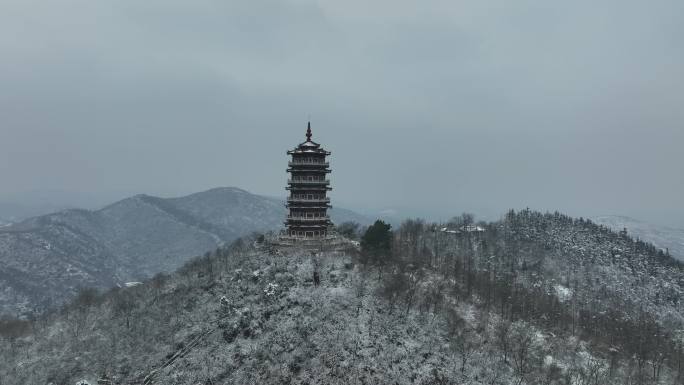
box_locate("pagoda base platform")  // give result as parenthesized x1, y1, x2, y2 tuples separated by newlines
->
(267, 233, 359, 254)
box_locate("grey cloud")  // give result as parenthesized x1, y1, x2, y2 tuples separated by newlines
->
(0, 0, 682, 227)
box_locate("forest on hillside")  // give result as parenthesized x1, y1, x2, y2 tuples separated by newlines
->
(1, 210, 683, 385)
(361, 210, 684, 384)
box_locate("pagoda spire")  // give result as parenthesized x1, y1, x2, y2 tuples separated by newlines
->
(306, 121, 312, 141)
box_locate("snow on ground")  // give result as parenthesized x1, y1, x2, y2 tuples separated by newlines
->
(554, 284, 572, 302)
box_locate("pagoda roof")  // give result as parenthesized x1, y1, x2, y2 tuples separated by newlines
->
(287, 122, 331, 155)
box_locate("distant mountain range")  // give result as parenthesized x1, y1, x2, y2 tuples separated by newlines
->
(592, 215, 684, 261)
(3, 193, 681, 318)
(0, 187, 370, 316)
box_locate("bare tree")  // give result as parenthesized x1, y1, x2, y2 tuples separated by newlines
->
(494, 318, 511, 364)
(452, 327, 478, 374)
(113, 289, 137, 330)
(71, 287, 99, 338)
(510, 322, 534, 381)
(379, 271, 408, 315)
(403, 269, 424, 316)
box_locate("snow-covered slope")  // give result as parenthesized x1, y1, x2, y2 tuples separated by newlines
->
(0, 187, 370, 316)
(1, 245, 502, 385)
(4, 214, 681, 385)
(592, 215, 684, 261)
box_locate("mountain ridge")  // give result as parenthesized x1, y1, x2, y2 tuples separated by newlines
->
(0, 187, 371, 316)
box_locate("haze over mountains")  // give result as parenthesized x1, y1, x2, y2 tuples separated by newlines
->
(0, 189, 127, 224)
(593, 215, 684, 261)
(2, 185, 683, 319)
(0, 187, 369, 316)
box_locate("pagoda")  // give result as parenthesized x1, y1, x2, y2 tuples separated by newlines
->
(285, 122, 332, 238)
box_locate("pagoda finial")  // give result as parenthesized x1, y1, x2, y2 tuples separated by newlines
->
(306, 121, 312, 141)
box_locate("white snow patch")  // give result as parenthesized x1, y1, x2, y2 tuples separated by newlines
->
(554, 284, 572, 302)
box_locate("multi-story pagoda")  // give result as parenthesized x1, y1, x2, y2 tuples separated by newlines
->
(285, 122, 332, 238)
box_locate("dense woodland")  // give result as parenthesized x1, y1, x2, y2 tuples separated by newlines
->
(1, 209, 683, 384)
(368, 210, 684, 384)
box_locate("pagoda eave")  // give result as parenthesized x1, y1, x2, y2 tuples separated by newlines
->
(285, 206, 331, 210)
(286, 186, 332, 191)
(287, 149, 331, 155)
(287, 168, 331, 173)
(284, 221, 330, 225)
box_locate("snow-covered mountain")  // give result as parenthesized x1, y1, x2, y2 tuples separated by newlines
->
(0, 187, 370, 316)
(4, 210, 684, 384)
(592, 215, 684, 261)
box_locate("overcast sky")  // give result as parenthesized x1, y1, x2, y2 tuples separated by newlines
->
(1, 0, 683, 226)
